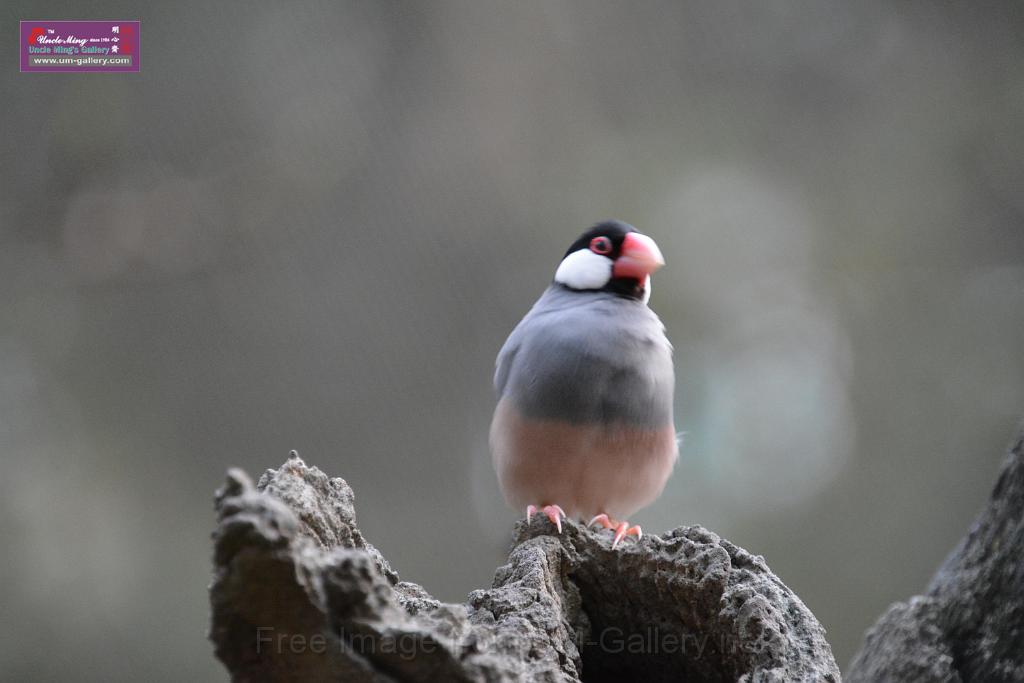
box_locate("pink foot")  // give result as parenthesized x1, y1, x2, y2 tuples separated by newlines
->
(588, 513, 642, 549)
(526, 504, 565, 533)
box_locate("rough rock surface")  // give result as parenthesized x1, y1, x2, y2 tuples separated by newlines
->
(847, 425, 1024, 683)
(210, 452, 841, 681)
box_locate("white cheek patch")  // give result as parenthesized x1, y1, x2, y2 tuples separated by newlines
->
(642, 275, 652, 305)
(554, 249, 613, 290)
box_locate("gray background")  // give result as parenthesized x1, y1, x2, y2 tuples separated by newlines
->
(2, 2, 1023, 680)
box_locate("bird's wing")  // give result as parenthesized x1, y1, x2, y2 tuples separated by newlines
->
(494, 332, 519, 397)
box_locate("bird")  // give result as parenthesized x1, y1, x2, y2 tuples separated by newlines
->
(490, 220, 677, 549)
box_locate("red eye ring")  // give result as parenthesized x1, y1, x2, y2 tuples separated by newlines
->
(590, 236, 613, 255)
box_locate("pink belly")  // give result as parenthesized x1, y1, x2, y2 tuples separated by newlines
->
(490, 397, 678, 520)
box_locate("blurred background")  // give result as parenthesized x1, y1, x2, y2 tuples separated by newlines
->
(2, 1, 1023, 680)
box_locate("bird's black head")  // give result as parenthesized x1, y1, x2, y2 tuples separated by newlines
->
(554, 220, 665, 302)
(562, 220, 636, 260)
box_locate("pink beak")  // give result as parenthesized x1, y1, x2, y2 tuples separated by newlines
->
(612, 232, 665, 280)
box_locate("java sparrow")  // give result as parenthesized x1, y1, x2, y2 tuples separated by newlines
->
(490, 220, 677, 548)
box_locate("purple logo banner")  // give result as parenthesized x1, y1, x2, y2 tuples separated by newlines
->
(21, 20, 140, 72)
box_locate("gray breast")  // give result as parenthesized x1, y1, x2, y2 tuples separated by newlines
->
(495, 286, 674, 428)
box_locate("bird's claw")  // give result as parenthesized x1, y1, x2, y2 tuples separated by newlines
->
(527, 504, 565, 533)
(588, 513, 642, 549)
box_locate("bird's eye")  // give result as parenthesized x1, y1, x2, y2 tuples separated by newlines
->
(590, 236, 613, 255)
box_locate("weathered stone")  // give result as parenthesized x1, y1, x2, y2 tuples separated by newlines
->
(848, 425, 1024, 683)
(210, 452, 840, 681)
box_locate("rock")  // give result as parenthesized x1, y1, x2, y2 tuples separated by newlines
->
(209, 452, 841, 681)
(847, 425, 1024, 683)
